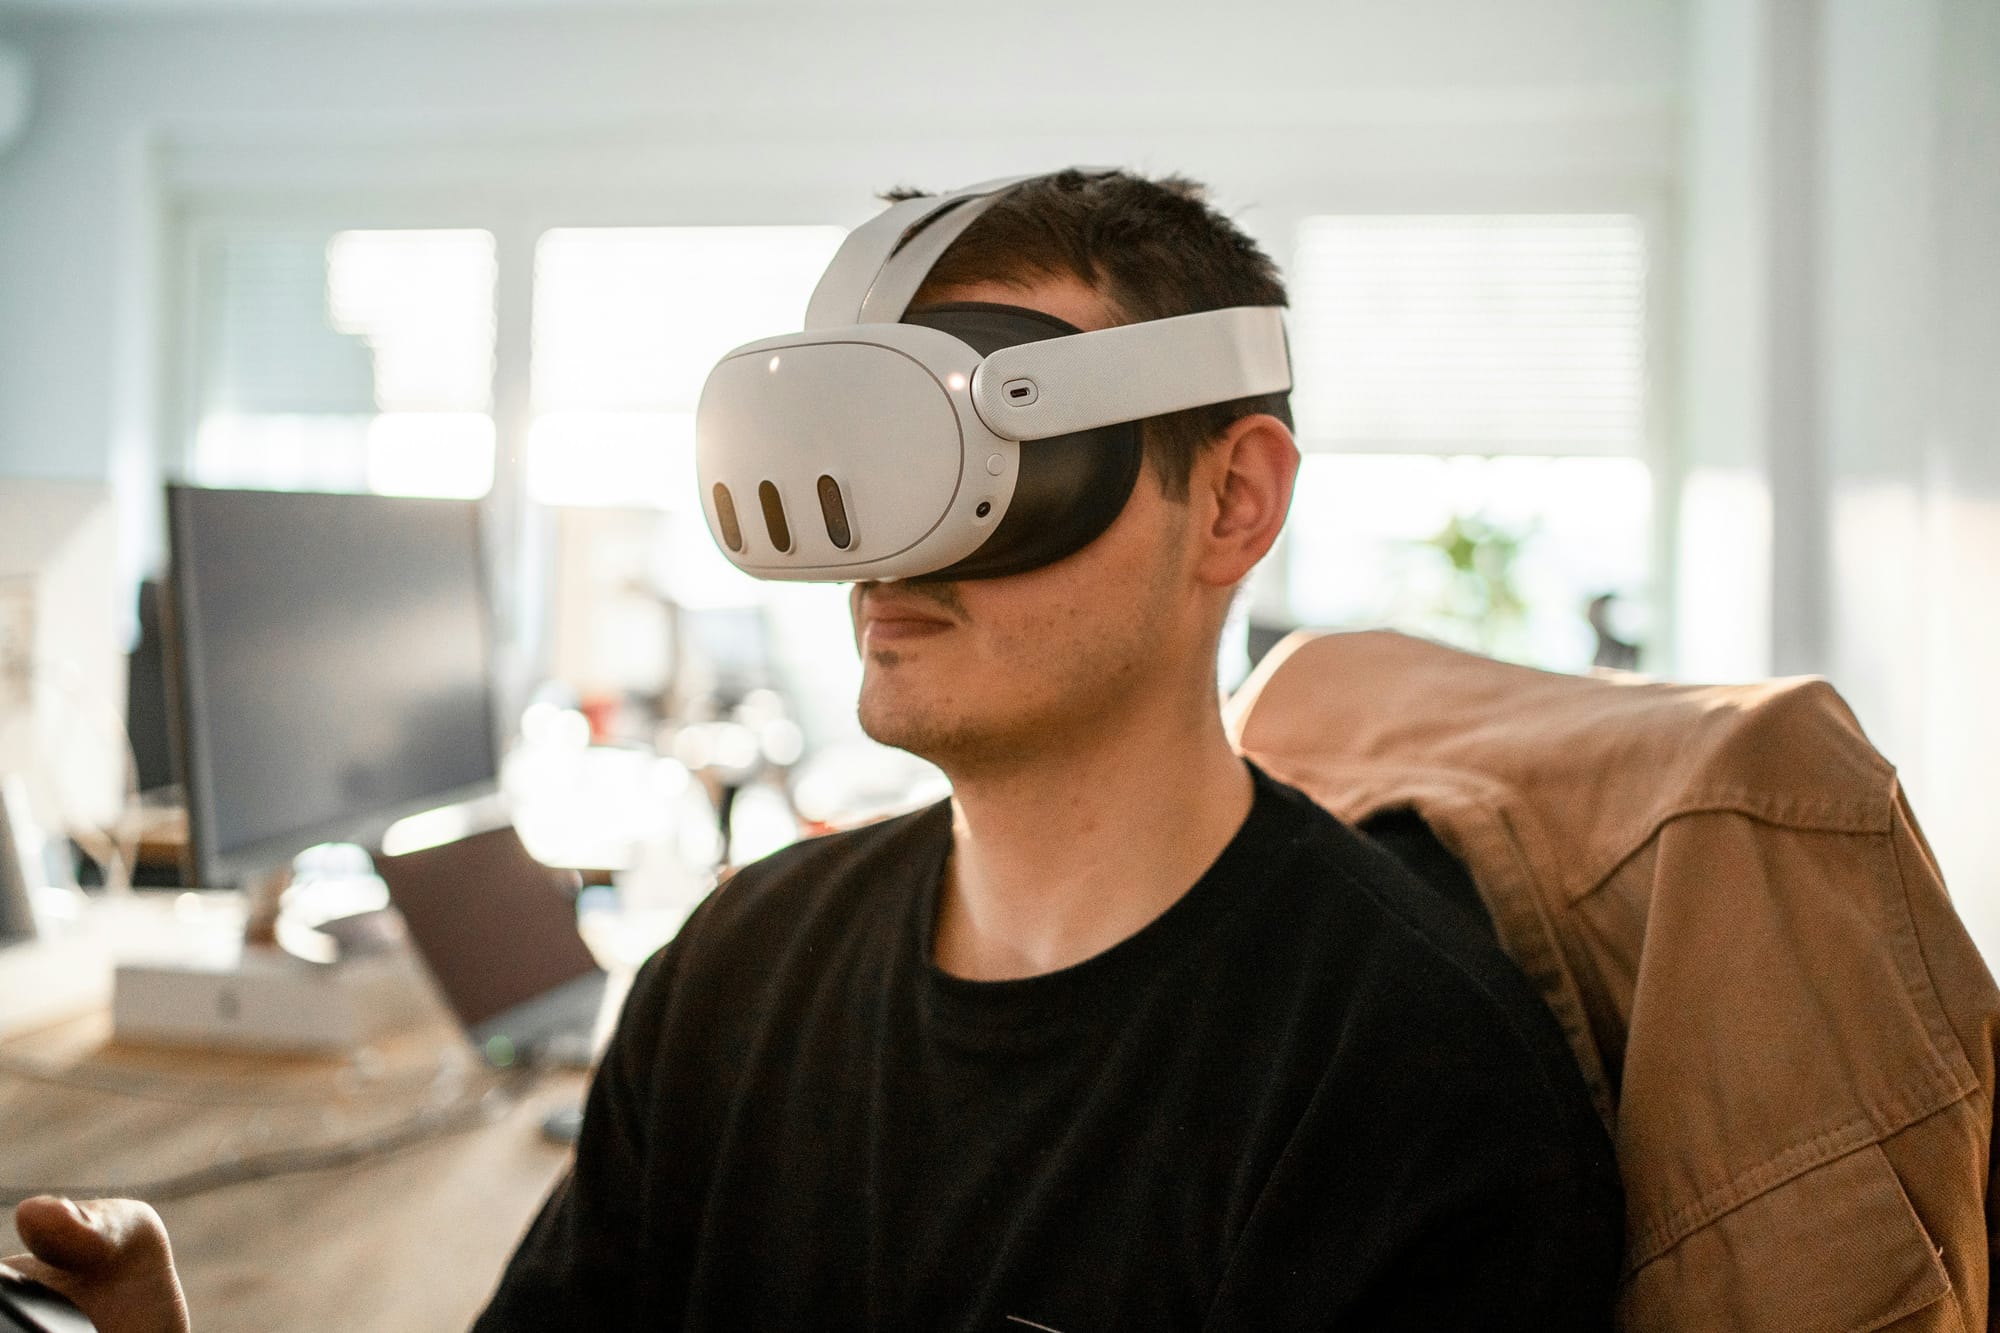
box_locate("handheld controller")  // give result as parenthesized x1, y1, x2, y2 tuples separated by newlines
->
(0, 1268, 96, 1333)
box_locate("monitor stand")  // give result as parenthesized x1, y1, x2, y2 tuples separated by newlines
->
(244, 862, 289, 948)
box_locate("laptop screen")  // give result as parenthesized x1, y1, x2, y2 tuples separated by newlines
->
(373, 825, 602, 1030)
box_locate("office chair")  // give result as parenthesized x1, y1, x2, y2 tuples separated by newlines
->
(1228, 630, 1999, 1333)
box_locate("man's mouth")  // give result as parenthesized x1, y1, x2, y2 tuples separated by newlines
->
(857, 583, 962, 644)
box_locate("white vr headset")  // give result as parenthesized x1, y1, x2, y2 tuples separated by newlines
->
(694, 171, 1293, 582)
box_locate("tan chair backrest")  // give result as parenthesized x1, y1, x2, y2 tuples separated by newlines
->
(1229, 630, 1999, 1332)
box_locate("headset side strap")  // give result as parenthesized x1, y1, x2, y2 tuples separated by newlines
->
(970, 306, 1293, 441)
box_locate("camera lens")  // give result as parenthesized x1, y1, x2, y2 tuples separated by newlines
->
(758, 481, 792, 554)
(712, 484, 744, 552)
(817, 475, 852, 550)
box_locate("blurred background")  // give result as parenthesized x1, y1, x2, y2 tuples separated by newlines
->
(0, 4, 1995, 1327)
(0, 0, 1993, 937)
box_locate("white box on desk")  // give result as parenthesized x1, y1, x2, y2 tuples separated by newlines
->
(112, 945, 435, 1053)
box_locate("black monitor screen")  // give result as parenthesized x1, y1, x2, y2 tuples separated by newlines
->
(167, 487, 499, 886)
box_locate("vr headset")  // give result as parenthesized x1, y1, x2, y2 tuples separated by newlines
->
(694, 171, 1292, 583)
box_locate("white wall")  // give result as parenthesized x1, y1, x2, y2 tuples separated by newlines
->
(1679, 0, 2000, 949)
(1675, 0, 1782, 683)
(1818, 0, 2000, 950)
(0, 0, 1687, 801)
(0, 0, 1680, 549)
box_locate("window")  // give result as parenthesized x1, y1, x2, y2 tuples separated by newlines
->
(525, 226, 845, 513)
(1275, 214, 1654, 672)
(523, 227, 860, 747)
(1286, 454, 1653, 669)
(191, 229, 498, 498)
(182, 218, 869, 748)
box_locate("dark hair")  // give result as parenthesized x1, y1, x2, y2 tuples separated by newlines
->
(886, 168, 1292, 499)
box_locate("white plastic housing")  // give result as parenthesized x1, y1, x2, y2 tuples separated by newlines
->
(802, 173, 1036, 330)
(695, 323, 1021, 581)
(971, 306, 1291, 440)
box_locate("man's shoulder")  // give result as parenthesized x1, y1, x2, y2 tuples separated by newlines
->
(1249, 771, 1598, 1124)
(1246, 770, 1492, 958)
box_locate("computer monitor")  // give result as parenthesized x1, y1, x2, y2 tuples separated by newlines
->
(165, 486, 501, 888)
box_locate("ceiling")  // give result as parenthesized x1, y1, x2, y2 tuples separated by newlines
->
(1, 0, 738, 14)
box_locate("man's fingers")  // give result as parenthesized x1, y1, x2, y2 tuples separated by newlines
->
(9, 1197, 190, 1333)
(15, 1196, 100, 1271)
(15, 1196, 175, 1277)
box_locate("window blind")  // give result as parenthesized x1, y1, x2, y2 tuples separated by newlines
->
(193, 229, 497, 497)
(1288, 214, 1646, 456)
(203, 233, 376, 417)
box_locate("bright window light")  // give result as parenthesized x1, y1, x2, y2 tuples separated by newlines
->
(526, 412, 696, 510)
(365, 413, 496, 499)
(1290, 215, 1646, 455)
(1284, 454, 1653, 672)
(192, 229, 497, 497)
(326, 230, 496, 411)
(533, 226, 844, 412)
(193, 413, 370, 493)
(528, 226, 845, 507)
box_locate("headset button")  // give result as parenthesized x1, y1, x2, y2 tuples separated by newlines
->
(985, 454, 1005, 477)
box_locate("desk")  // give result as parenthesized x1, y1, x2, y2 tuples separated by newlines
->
(0, 1006, 581, 1332)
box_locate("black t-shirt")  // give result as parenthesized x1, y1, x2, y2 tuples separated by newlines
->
(476, 764, 1620, 1331)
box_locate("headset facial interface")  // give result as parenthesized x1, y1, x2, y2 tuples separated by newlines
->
(693, 172, 1293, 583)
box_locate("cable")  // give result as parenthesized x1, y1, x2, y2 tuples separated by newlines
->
(0, 1068, 542, 1208)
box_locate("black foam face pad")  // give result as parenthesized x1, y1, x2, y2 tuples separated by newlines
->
(899, 302, 1144, 582)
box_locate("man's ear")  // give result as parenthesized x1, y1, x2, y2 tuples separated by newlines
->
(1189, 413, 1299, 589)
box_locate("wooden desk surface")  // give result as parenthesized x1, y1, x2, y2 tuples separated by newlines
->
(1, 1008, 581, 1332)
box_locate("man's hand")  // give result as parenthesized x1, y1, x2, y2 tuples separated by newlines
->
(3, 1196, 190, 1333)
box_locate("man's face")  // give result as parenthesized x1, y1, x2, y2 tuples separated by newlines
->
(848, 275, 1215, 770)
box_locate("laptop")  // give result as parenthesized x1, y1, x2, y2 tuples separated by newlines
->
(373, 824, 608, 1068)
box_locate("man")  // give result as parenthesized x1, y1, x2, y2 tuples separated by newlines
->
(6, 169, 1620, 1331)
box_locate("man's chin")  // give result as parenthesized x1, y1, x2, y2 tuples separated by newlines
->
(857, 685, 966, 765)
(856, 692, 931, 756)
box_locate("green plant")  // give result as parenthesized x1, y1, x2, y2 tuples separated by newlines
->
(1417, 512, 1535, 654)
